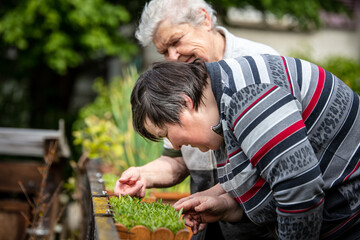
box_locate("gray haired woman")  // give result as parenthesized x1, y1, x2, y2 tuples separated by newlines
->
(131, 55, 360, 240)
(115, 0, 278, 239)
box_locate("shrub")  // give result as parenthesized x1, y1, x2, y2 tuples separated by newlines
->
(73, 66, 163, 173)
(289, 51, 360, 95)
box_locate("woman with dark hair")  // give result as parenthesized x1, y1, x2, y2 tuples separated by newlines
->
(116, 0, 279, 239)
(131, 55, 360, 240)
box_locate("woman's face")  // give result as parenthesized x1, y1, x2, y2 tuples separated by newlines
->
(144, 107, 223, 152)
(153, 19, 217, 63)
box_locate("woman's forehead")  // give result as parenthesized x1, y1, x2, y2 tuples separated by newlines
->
(154, 21, 189, 48)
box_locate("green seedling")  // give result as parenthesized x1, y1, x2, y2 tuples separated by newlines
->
(109, 195, 185, 234)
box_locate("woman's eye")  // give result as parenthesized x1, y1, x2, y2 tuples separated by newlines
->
(172, 38, 180, 46)
(159, 49, 168, 55)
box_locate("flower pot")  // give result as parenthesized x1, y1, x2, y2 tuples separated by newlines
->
(115, 223, 191, 240)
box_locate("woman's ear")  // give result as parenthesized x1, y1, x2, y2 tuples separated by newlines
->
(199, 8, 212, 31)
(183, 95, 194, 111)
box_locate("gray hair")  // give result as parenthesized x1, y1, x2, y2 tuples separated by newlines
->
(131, 59, 208, 141)
(135, 0, 217, 46)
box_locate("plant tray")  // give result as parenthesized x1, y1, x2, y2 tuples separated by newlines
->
(115, 223, 190, 240)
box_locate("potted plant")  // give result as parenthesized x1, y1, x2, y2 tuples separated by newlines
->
(109, 195, 191, 240)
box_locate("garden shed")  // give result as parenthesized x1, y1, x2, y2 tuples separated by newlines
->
(0, 120, 70, 240)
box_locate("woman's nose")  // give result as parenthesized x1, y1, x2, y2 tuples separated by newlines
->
(168, 137, 181, 150)
(165, 47, 179, 61)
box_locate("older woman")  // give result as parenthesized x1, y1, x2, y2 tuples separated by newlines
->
(115, 0, 278, 239)
(131, 55, 360, 240)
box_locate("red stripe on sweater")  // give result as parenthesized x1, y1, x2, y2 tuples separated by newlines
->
(228, 148, 242, 158)
(344, 158, 360, 182)
(320, 208, 360, 239)
(281, 56, 293, 95)
(302, 66, 325, 121)
(251, 120, 306, 166)
(278, 197, 324, 214)
(217, 159, 229, 167)
(232, 86, 278, 131)
(239, 177, 266, 203)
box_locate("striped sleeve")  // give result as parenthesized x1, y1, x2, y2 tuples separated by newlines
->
(225, 83, 325, 239)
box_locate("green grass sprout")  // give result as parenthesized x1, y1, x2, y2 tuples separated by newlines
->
(109, 195, 185, 234)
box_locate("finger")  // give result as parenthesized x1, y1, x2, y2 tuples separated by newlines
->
(118, 177, 137, 185)
(194, 199, 212, 213)
(198, 223, 206, 232)
(119, 181, 143, 196)
(183, 215, 194, 228)
(139, 185, 146, 198)
(114, 179, 123, 196)
(191, 222, 198, 235)
(175, 197, 202, 211)
(174, 194, 198, 207)
(119, 170, 139, 184)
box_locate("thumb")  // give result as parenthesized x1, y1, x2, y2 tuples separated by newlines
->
(194, 199, 211, 213)
(119, 172, 138, 184)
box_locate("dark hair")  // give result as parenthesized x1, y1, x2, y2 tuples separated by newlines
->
(131, 59, 208, 141)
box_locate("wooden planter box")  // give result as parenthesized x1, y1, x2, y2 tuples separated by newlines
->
(150, 192, 190, 206)
(81, 159, 192, 240)
(115, 223, 190, 240)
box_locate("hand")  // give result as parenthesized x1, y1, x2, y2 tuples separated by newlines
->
(114, 167, 146, 198)
(176, 196, 225, 234)
(174, 183, 225, 207)
(182, 213, 206, 235)
(175, 194, 243, 229)
(176, 196, 225, 222)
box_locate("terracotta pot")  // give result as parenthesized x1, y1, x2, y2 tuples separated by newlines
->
(115, 223, 191, 240)
(150, 192, 190, 205)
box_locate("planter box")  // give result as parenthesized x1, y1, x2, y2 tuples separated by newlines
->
(81, 159, 192, 240)
(115, 223, 190, 240)
(150, 192, 190, 206)
(80, 159, 119, 240)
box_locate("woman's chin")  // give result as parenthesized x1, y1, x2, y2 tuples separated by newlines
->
(197, 146, 210, 152)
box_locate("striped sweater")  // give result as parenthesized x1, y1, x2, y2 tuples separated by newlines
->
(206, 54, 360, 240)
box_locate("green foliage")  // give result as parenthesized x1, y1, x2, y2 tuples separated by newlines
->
(322, 56, 360, 94)
(102, 173, 120, 192)
(209, 0, 351, 30)
(73, 115, 126, 164)
(0, 0, 138, 76)
(72, 66, 163, 173)
(290, 50, 360, 95)
(0, 0, 141, 131)
(109, 195, 185, 234)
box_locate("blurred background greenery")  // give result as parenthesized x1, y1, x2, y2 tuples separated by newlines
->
(0, 0, 359, 193)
